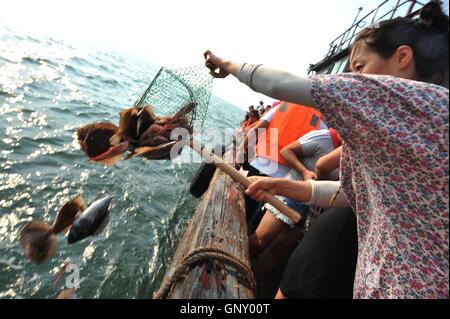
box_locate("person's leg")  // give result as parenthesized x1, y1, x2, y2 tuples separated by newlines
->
(279, 207, 358, 299)
(252, 225, 304, 281)
(249, 211, 288, 259)
(250, 198, 309, 264)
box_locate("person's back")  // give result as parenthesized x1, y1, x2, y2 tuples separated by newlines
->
(251, 102, 325, 177)
(282, 128, 341, 181)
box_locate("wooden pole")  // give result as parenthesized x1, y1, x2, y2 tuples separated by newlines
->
(189, 139, 301, 224)
(156, 150, 255, 298)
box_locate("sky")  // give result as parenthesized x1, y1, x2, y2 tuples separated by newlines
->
(1, 0, 447, 109)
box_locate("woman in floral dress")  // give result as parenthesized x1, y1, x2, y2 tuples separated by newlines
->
(203, 1, 449, 298)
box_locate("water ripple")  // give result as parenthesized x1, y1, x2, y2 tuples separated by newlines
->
(0, 24, 244, 299)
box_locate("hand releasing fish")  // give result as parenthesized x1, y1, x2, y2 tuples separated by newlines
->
(77, 102, 194, 164)
(67, 195, 114, 244)
(19, 195, 86, 264)
(19, 194, 115, 264)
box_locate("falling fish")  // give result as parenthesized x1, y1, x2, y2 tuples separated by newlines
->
(77, 122, 129, 166)
(56, 288, 77, 299)
(67, 195, 115, 244)
(19, 196, 86, 264)
(52, 261, 70, 288)
(128, 140, 181, 160)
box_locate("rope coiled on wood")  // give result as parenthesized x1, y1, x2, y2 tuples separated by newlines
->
(154, 246, 256, 299)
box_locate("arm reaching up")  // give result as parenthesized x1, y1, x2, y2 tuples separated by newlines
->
(204, 50, 316, 107)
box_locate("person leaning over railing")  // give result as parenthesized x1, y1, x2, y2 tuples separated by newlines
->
(204, 1, 449, 299)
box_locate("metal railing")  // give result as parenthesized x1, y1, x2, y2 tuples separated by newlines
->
(309, 0, 426, 74)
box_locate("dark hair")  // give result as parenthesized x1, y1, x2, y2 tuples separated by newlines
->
(248, 110, 260, 119)
(240, 113, 249, 126)
(352, 1, 449, 87)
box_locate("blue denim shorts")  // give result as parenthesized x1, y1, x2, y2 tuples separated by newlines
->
(284, 198, 310, 227)
(266, 197, 310, 228)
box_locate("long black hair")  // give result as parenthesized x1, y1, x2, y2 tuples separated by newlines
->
(352, 1, 449, 87)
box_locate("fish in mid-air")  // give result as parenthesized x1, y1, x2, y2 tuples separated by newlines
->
(77, 122, 129, 166)
(67, 195, 115, 244)
(19, 194, 115, 263)
(19, 196, 86, 264)
(56, 288, 77, 299)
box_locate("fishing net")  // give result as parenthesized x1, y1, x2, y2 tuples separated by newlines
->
(76, 65, 214, 165)
(134, 65, 213, 130)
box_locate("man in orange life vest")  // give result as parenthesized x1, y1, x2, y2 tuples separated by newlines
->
(236, 101, 327, 229)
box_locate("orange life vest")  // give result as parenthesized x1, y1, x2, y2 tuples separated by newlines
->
(328, 128, 342, 149)
(255, 102, 323, 165)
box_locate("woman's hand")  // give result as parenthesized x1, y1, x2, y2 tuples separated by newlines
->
(245, 176, 280, 202)
(203, 50, 237, 78)
(246, 177, 313, 203)
(302, 170, 317, 181)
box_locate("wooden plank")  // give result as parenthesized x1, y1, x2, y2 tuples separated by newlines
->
(155, 152, 255, 299)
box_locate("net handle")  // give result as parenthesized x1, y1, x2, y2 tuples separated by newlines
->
(189, 139, 301, 224)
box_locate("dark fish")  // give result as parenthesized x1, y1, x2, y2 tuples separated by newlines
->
(110, 108, 139, 146)
(89, 140, 129, 166)
(131, 102, 194, 159)
(77, 122, 128, 166)
(19, 220, 57, 265)
(156, 102, 195, 128)
(19, 196, 86, 264)
(51, 196, 87, 234)
(128, 140, 180, 160)
(138, 124, 170, 146)
(110, 105, 156, 146)
(79, 102, 194, 162)
(67, 195, 115, 244)
(136, 105, 156, 137)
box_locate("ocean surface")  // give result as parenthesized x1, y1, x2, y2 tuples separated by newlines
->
(0, 24, 245, 298)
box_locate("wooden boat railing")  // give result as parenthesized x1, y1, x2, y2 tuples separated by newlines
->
(154, 150, 255, 299)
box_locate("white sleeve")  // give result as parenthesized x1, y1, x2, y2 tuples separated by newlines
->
(261, 105, 279, 123)
(237, 64, 316, 108)
(304, 180, 350, 209)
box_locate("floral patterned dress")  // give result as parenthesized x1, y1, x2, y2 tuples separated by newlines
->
(309, 74, 449, 299)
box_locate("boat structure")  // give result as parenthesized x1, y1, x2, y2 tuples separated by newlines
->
(155, 0, 427, 299)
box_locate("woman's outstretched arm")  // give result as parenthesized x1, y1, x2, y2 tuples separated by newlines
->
(204, 50, 316, 107)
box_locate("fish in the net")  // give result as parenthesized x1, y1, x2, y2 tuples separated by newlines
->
(77, 102, 194, 163)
